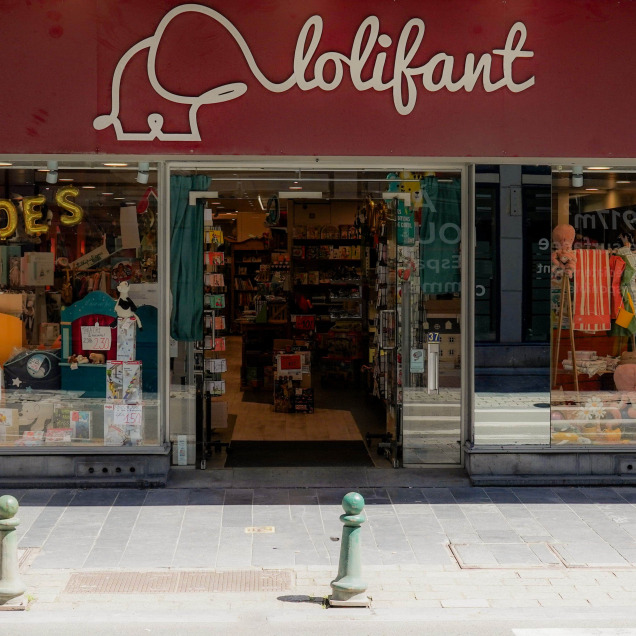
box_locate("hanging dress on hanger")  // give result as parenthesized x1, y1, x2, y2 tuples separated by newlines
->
(572, 248, 611, 332)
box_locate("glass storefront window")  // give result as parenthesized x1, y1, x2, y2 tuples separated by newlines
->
(550, 167, 636, 446)
(473, 165, 551, 446)
(0, 164, 160, 447)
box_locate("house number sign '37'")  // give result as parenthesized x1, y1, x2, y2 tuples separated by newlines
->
(93, 4, 535, 142)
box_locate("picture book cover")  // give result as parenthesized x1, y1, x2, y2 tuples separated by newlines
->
(45, 427, 72, 444)
(15, 431, 44, 446)
(106, 361, 123, 400)
(52, 406, 91, 440)
(205, 380, 225, 396)
(205, 358, 227, 373)
(123, 361, 142, 404)
(116, 317, 136, 361)
(24, 252, 55, 286)
(104, 404, 143, 446)
(71, 410, 91, 440)
(0, 408, 15, 429)
(111, 258, 142, 288)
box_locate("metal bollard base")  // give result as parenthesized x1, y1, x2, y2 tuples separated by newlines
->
(0, 595, 27, 611)
(328, 592, 370, 608)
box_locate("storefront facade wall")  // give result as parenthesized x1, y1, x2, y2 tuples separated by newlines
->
(1, 1, 636, 484)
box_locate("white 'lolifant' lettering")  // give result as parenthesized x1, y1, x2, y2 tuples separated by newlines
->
(94, 6, 535, 142)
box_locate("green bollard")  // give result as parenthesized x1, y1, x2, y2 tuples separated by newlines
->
(329, 492, 370, 607)
(0, 495, 26, 605)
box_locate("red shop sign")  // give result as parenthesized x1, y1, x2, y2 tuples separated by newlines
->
(295, 315, 316, 331)
(1, 1, 636, 157)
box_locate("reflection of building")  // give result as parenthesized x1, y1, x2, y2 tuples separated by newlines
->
(428, 317, 461, 368)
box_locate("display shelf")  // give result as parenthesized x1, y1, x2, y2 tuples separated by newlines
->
(295, 280, 361, 286)
(292, 238, 360, 245)
(293, 259, 361, 265)
(230, 239, 268, 323)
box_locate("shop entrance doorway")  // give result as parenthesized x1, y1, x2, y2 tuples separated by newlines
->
(168, 168, 464, 469)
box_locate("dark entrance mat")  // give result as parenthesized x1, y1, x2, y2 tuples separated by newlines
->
(225, 441, 373, 467)
(241, 391, 274, 405)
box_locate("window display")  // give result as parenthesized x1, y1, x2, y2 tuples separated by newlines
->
(0, 165, 160, 447)
(551, 168, 636, 446)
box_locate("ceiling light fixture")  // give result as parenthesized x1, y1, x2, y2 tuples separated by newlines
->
(58, 178, 74, 182)
(616, 180, 631, 184)
(45, 160, 58, 184)
(258, 195, 265, 210)
(585, 187, 599, 191)
(82, 185, 96, 189)
(587, 166, 612, 170)
(101, 192, 114, 196)
(136, 161, 150, 184)
(279, 191, 322, 199)
(0, 162, 12, 167)
(103, 162, 128, 167)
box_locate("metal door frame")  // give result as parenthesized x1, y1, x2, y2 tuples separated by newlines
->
(161, 159, 473, 468)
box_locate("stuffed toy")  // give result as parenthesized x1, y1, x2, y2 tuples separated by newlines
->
(551, 224, 577, 279)
(114, 280, 142, 329)
(88, 352, 106, 364)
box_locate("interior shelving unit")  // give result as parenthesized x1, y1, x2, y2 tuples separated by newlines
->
(194, 222, 229, 466)
(229, 238, 267, 324)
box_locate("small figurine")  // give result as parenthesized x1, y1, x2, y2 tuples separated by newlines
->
(551, 224, 577, 279)
(114, 280, 142, 329)
(89, 352, 106, 364)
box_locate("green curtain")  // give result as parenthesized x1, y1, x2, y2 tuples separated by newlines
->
(170, 174, 210, 340)
(419, 176, 461, 295)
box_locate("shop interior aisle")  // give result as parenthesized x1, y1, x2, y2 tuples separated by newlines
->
(207, 336, 388, 468)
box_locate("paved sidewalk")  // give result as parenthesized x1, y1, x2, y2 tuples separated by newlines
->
(7, 483, 636, 625)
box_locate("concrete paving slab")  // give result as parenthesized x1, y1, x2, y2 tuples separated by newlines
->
(550, 542, 631, 567)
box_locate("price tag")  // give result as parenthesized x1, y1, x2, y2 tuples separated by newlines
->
(295, 315, 315, 331)
(81, 325, 112, 350)
(113, 404, 142, 426)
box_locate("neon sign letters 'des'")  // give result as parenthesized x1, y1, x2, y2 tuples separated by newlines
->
(94, 4, 535, 142)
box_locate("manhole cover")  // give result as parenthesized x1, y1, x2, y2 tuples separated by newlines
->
(64, 570, 293, 594)
(449, 543, 563, 569)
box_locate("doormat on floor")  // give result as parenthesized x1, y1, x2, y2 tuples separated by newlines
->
(225, 441, 373, 467)
(242, 391, 273, 405)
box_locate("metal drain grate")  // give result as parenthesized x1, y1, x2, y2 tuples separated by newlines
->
(64, 570, 293, 594)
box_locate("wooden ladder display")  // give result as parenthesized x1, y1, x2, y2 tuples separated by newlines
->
(551, 274, 579, 392)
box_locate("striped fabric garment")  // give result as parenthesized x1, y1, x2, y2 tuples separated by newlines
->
(573, 249, 611, 331)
